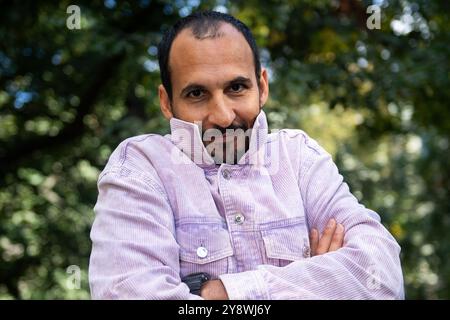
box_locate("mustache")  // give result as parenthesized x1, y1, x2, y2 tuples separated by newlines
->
(205, 123, 249, 135)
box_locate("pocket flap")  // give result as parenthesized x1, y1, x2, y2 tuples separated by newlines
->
(261, 218, 309, 261)
(176, 220, 233, 264)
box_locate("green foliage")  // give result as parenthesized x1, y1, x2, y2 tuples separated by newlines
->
(0, 0, 448, 299)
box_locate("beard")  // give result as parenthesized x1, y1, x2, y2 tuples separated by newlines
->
(203, 125, 251, 165)
(170, 101, 261, 165)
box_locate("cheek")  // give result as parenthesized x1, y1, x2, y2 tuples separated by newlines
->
(173, 101, 207, 122)
(234, 95, 260, 121)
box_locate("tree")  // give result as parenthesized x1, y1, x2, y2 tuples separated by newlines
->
(0, 0, 448, 299)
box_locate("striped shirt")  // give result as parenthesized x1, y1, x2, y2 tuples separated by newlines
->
(89, 110, 404, 299)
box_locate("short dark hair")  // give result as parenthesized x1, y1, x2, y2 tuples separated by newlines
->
(157, 11, 261, 100)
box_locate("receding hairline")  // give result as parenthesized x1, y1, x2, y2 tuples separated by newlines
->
(168, 22, 253, 72)
(177, 20, 244, 41)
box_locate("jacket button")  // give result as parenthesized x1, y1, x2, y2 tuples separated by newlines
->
(196, 246, 208, 258)
(234, 213, 245, 225)
(222, 169, 231, 180)
(303, 245, 311, 258)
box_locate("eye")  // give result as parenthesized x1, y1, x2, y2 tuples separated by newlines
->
(229, 84, 245, 93)
(187, 89, 204, 98)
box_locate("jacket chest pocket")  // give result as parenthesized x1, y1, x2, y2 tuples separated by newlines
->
(260, 217, 311, 267)
(176, 219, 234, 279)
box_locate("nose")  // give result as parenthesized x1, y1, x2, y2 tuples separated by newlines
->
(207, 94, 236, 128)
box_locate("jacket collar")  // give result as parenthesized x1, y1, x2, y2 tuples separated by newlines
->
(169, 110, 268, 168)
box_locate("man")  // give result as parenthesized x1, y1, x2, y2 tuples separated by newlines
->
(89, 11, 404, 299)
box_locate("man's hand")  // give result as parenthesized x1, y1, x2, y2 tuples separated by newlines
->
(200, 279, 229, 300)
(309, 219, 345, 256)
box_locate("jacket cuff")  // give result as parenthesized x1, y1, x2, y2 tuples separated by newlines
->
(219, 270, 270, 300)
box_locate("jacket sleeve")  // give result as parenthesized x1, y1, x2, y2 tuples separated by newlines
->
(219, 133, 404, 300)
(89, 166, 202, 300)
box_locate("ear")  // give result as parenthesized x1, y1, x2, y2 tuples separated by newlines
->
(159, 84, 173, 120)
(258, 68, 269, 108)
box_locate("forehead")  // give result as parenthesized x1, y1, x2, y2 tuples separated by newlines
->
(169, 23, 255, 87)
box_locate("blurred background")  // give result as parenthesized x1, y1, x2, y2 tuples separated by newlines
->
(0, 0, 448, 299)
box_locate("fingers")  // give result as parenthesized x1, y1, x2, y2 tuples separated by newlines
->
(309, 228, 319, 256)
(310, 220, 345, 256)
(328, 223, 345, 252)
(315, 219, 337, 255)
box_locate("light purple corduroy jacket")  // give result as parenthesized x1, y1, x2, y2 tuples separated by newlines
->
(89, 110, 404, 299)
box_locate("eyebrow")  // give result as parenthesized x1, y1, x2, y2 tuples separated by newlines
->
(226, 76, 253, 88)
(180, 76, 253, 98)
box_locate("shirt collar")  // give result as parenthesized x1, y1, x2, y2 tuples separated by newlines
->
(169, 109, 268, 168)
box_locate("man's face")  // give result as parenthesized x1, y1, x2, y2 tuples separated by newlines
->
(159, 23, 269, 164)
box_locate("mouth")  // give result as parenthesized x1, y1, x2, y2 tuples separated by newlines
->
(202, 130, 251, 165)
(204, 133, 239, 145)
